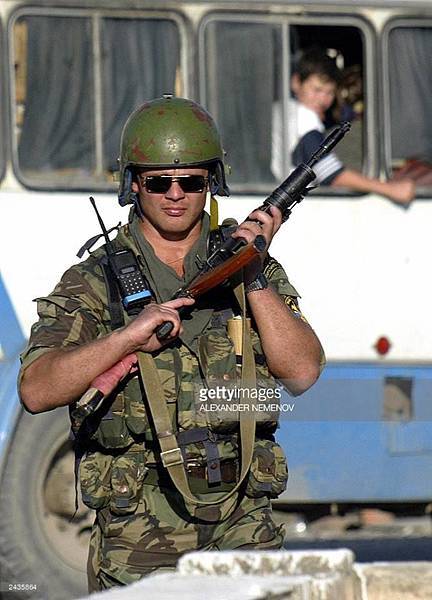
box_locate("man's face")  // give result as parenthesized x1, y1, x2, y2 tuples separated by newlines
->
(132, 167, 208, 239)
(292, 74, 337, 119)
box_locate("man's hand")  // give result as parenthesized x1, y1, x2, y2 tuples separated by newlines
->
(122, 297, 195, 353)
(89, 295, 194, 395)
(231, 205, 282, 284)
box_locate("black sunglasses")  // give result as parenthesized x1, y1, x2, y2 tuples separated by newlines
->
(139, 175, 208, 194)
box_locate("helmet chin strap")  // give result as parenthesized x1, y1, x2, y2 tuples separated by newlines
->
(212, 161, 230, 197)
(133, 195, 145, 221)
(209, 193, 219, 231)
(118, 167, 144, 220)
(119, 168, 138, 207)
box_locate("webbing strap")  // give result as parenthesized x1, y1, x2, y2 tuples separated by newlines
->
(137, 280, 257, 505)
(210, 195, 219, 231)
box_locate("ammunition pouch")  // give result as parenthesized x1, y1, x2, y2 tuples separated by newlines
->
(79, 434, 287, 510)
(245, 439, 288, 499)
(79, 445, 147, 514)
(79, 451, 113, 510)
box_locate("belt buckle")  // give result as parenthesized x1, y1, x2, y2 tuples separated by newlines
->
(185, 460, 202, 473)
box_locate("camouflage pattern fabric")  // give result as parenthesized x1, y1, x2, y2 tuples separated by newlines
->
(87, 486, 285, 590)
(19, 211, 312, 590)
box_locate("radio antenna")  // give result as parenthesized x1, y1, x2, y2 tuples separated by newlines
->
(89, 196, 115, 254)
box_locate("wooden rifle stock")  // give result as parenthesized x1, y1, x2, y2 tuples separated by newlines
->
(186, 242, 260, 297)
(155, 241, 262, 340)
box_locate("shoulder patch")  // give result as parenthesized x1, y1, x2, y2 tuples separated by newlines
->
(283, 295, 309, 324)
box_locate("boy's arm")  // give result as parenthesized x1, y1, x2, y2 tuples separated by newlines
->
(332, 168, 416, 206)
(296, 129, 416, 205)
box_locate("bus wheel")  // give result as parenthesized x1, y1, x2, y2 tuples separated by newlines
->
(0, 407, 92, 599)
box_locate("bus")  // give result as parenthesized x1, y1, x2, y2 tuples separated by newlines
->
(1, 0, 432, 597)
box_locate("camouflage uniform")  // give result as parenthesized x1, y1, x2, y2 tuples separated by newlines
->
(19, 209, 306, 590)
(20, 97, 311, 591)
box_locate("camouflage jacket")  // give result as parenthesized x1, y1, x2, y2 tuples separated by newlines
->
(20, 212, 304, 458)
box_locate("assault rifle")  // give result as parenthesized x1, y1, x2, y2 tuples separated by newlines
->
(71, 122, 350, 427)
(155, 121, 351, 340)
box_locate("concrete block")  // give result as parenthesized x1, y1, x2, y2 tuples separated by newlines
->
(309, 573, 360, 600)
(355, 562, 432, 600)
(78, 573, 313, 600)
(178, 550, 362, 600)
(177, 549, 355, 577)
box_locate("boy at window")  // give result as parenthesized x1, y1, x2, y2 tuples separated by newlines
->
(272, 47, 415, 206)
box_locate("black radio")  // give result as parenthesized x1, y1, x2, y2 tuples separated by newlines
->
(88, 197, 153, 313)
(107, 248, 152, 311)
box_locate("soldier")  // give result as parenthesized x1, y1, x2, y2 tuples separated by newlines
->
(19, 96, 323, 591)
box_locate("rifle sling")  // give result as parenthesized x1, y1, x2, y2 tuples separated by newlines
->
(137, 280, 256, 506)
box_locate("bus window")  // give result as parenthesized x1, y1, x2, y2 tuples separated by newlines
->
(203, 20, 282, 192)
(202, 18, 365, 193)
(12, 13, 181, 189)
(100, 18, 181, 174)
(14, 16, 95, 187)
(387, 25, 432, 187)
(292, 25, 365, 175)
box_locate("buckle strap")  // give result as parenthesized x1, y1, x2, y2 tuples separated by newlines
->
(176, 428, 222, 483)
(177, 427, 211, 445)
(160, 447, 184, 468)
(176, 427, 234, 445)
(202, 440, 221, 484)
(136, 277, 256, 507)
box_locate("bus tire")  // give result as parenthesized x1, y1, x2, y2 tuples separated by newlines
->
(0, 407, 90, 600)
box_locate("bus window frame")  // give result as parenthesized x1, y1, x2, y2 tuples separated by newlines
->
(0, 18, 6, 185)
(382, 16, 432, 197)
(8, 6, 189, 192)
(198, 10, 375, 195)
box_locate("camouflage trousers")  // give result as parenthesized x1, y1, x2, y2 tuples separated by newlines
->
(87, 480, 285, 591)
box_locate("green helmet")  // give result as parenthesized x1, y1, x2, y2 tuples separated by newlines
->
(118, 95, 229, 206)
